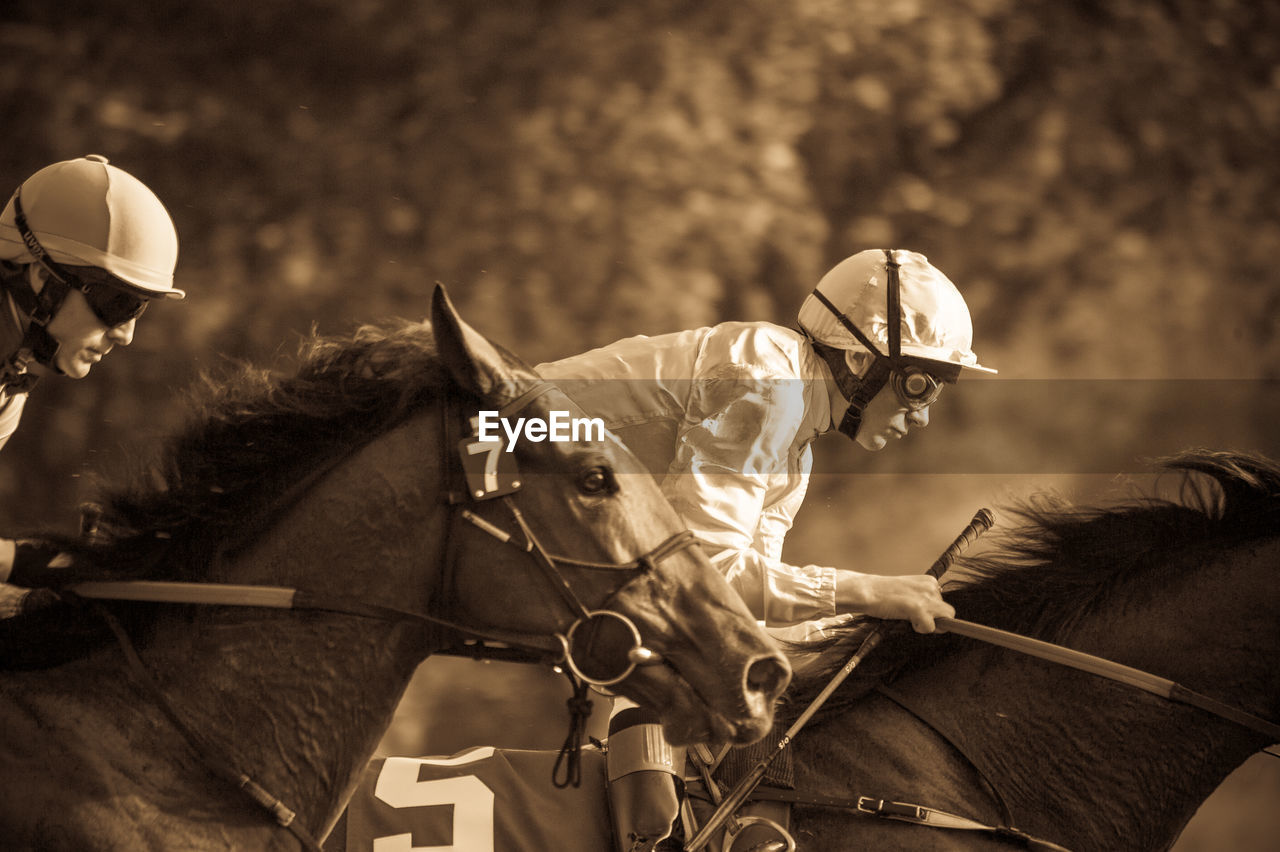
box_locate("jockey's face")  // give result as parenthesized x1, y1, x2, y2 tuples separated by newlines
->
(44, 287, 137, 378)
(854, 383, 930, 451)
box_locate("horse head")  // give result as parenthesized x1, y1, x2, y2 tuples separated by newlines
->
(431, 285, 790, 745)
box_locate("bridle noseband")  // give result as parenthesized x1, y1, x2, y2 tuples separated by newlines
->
(444, 492, 695, 682)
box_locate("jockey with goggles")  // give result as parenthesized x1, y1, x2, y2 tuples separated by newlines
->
(0, 155, 181, 593)
(0, 154, 182, 447)
(537, 248, 993, 851)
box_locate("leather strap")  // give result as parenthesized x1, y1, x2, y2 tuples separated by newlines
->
(936, 616, 1280, 741)
(699, 783, 1070, 852)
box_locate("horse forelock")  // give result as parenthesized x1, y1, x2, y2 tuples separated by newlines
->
(785, 448, 1280, 718)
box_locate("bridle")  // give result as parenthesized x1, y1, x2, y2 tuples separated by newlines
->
(685, 510, 1280, 852)
(63, 380, 701, 849)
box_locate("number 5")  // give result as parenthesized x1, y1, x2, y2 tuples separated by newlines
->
(372, 751, 496, 852)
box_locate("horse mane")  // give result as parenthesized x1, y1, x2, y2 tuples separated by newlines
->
(1, 318, 451, 669)
(782, 448, 1280, 722)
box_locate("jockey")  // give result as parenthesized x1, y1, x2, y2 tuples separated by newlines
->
(535, 248, 994, 850)
(0, 155, 182, 593)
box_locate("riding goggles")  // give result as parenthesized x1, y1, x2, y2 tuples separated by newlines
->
(65, 265, 150, 327)
(890, 364, 943, 410)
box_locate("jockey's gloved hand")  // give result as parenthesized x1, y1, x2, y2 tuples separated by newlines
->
(8, 539, 83, 588)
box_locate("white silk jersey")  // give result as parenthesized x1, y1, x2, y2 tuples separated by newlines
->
(537, 321, 838, 627)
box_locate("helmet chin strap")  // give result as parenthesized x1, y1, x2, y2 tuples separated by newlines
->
(809, 339, 889, 441)
(0, 263, 64, 391)
(0, 187, 83, 389)
(803, 248, 904, 442)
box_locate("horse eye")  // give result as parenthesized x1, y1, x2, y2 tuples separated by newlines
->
(578, 466, 614, 496)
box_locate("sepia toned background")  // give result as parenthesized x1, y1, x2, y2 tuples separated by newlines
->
(2, 1, 1278, 847)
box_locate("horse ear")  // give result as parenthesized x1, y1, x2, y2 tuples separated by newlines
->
(431, 284, 535, 403)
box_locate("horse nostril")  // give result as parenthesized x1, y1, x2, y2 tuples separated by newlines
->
(745, 655, 791, 700)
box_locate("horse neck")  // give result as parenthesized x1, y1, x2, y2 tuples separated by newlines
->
(841, 535, 1280, 851)
(93, 410, 450, 840)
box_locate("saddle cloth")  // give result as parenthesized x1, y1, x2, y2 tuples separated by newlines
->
(337, 738, 792, 852)
(340, 746, 612, 852)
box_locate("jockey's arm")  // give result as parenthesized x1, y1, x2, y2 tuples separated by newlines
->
(666, 377, 952, 632)
(696, 522, 952, 633)
(661, 372, 835, 625)
(758, 502, 953, 632)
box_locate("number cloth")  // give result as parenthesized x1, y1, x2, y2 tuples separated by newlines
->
(342, 746, 611, 852)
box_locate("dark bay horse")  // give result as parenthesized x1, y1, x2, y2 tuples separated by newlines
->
(758, 449, 1280, 851)
(0, 286, 789, 851)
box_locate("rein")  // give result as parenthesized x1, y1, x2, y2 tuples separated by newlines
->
(62, 380, 697, 848)
(934, 616, 1280, 741)
(72, 504, 697, 667)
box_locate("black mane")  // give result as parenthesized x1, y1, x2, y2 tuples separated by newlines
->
(783, 449, 1280, 719)
(1, 319, 450, 668)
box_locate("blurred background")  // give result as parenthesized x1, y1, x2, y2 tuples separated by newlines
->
(2, 1, 1278, 847)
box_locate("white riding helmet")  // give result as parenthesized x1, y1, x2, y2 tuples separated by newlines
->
(797, 248, 993, 377)
(0, 155, 182, 298)
(798, 249, 994, 441)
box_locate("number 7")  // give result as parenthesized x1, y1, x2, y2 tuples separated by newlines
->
(466, 440, 502, 494)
